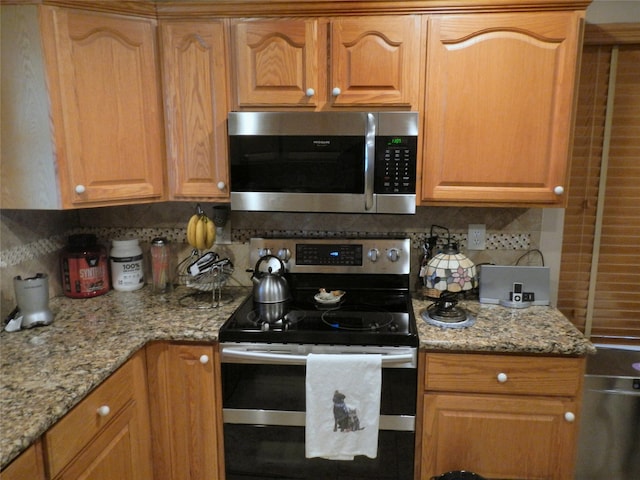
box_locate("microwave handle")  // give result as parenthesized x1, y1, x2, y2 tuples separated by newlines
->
(364, 112, 376, 211)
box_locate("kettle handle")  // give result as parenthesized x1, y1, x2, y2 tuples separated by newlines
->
(253, 254, 286, 276)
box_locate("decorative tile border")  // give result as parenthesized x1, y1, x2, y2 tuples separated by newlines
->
(409, 232, 530, 251)
(1, 227, 531, 268)
(0, 228, 186, 268)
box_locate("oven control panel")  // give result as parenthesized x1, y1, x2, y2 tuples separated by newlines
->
(296, 243, 363, 266)
(250, 237, 410, 275)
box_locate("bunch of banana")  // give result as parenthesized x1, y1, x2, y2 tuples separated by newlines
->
(186, 209, 216, 250)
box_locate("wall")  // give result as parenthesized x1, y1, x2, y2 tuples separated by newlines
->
(587, 0, 640, 23)
(0, 203, 545, 318)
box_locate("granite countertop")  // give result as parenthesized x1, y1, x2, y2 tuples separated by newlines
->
(413, 297, 596, 356)
(0, 286, 594, 469)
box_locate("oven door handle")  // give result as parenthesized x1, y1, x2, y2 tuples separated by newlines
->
(221, 348, 415, 367)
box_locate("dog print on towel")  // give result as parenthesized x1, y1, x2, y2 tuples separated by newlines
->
(332, 390, 364, 432)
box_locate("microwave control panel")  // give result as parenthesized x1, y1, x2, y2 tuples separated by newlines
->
(375, 136, 417, 194)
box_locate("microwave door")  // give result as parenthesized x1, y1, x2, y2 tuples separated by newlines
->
(230, 134, 368, 213)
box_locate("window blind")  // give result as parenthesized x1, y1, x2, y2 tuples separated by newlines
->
(558, 26, 640, 344)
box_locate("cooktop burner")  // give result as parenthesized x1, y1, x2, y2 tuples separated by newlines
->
(321, 306, 394, 331)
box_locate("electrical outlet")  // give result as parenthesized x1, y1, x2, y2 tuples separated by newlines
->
(468, 224, 486, 250)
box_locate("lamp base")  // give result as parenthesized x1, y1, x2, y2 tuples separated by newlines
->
(421, 294, 476, 329)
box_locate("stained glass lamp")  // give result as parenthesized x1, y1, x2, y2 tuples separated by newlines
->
(422, 243, 478, 328)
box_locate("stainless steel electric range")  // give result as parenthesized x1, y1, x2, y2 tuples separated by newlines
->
(219, 237, 418, 480)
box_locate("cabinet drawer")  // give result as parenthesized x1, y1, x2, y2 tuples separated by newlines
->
(44, 356, 137, 477)
(425, 353, 584, 397)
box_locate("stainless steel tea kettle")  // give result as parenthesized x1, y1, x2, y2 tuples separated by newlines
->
(252, 255, 291, 304)
(251, 255, 291, 322)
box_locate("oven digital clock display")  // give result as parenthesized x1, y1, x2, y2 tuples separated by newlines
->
(296, 244, 363, 266)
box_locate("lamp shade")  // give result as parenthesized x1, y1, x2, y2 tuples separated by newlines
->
(424, 245, 478, 293)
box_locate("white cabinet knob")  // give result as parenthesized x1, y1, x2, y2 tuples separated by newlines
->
(199, 354, 209, 365)
(497, 372, 508, 383)
(332, 87, 341, 96)
(75, 184, 86, 194)
(97, 405, 111, 417)
(554, 185, 565, 195)
(564, 411, 576, 422)
(217, 181, 226, 191)
(305, 88, 315, 97)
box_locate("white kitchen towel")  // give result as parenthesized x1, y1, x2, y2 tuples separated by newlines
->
(305, 353, 382, 460)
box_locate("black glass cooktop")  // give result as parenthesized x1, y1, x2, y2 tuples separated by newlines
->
(219, 287, 418, 347)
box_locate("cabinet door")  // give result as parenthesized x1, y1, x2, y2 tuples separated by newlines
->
(161, 21, 230, 200)
(40, 7, 165, 208)
(146, 343, 222, 480)
(422, 393, 580, 480)
(45, 351, 153, 480)
(422, 12, 583, 205)
(233, 18, 321, 107)
(54, 402, 151, 480)
(1, 441, 46, 480)
(330, 15, 421, 107)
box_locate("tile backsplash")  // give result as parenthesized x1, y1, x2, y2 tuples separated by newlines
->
(0, 203, 547, 318)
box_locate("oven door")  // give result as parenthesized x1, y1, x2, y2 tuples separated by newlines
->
(220, 344, 417, 480)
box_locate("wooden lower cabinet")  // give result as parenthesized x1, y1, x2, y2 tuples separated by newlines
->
(0, 441, 46, 480)
(146, 342, 224, 480)
(43, 351, 153, 480)
(420, 353, 585, 480)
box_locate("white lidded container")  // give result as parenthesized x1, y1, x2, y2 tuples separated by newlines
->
(110, 238, 144, 291)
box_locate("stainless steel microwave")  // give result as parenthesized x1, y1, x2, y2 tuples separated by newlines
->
(228, 112, 418, 214)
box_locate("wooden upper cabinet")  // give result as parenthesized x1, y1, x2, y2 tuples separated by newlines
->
(160, 21, 230, 200)
(231, 15, 421, 109)
(232, 18, 321, 108)
(421, 11, 584, 206)
(330, 16, 420, 107)
(40, 6, 166, 207)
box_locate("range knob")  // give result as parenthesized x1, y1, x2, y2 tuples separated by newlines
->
(387, 248, 400, 262)
(368, 248, 380, 262)
(277, 248, 291, 262)
(258, 247, 272, 258)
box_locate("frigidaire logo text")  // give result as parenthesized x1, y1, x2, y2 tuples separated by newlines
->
(313, 140, 331, 146)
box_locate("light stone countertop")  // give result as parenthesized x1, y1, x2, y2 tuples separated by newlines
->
(413, 297, 596, 356)
(0, 287, 594, 469)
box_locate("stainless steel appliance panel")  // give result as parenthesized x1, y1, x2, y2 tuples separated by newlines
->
(220, 344, 417, 480)
(228, 111, 417, 214)
(575, 347, 640, 479)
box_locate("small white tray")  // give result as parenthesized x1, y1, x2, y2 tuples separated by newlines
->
(314, 291, 345, 304)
